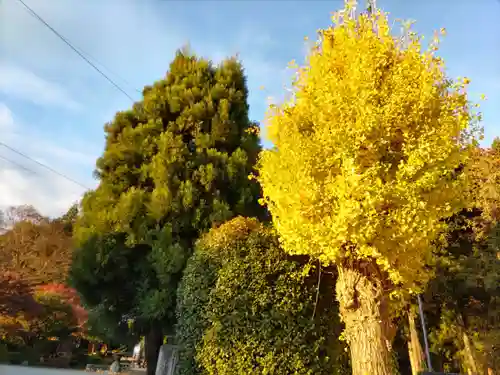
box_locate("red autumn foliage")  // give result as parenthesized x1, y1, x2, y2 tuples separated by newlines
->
(36, 283, 88, 329)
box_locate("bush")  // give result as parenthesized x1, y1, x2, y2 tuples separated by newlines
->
(175, 246, 220, 375)
(176, 217, 349, 375)
(69, 352, 92, 369)
(7, 351, 23, 365)
(0, 343, 9, 363)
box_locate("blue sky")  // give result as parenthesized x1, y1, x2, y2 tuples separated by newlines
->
(0, 0, 499, 216)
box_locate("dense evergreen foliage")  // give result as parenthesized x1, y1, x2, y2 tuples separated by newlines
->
(421, 146, 500, 373)
(176, 217, 349, 375)
(70, 49, 263, 375)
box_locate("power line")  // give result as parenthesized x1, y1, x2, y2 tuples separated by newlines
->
(3, 0, 135, 192)
(0, 154, 35, 174)
(0, 142, 90, 190)
(15, 0, 138, 102)
(4, 0, 142, 193)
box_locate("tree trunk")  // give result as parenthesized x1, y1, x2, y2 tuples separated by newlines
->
(145, 325, 164, 375)
(462, 331, 478, 375)
(336, 264, 396, 375)
(408, 310, 424, 375)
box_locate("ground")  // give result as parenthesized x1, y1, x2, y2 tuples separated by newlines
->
(0, 364, 145, 374)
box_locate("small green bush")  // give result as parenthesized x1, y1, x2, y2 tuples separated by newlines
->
(176, 217, 349, 375)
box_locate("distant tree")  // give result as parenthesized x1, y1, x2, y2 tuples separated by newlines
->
(0, 205, 44, 232)
(37, 284, 88, 331)
(0, 207, 73, 287)
(71, 49, 263, 375)
(491, 137, 500, 153)
(465, 146, 500, 230)
(0, 281, 81, 351)
(423, 218, 500, 374)
(29, 286, 80, 341)
(256, 3, 480, 374)
(0, 273, 40, 319)
(57, 203, 80, 234)
(421, 145, 500, 373)
(0, 205, 80, 364)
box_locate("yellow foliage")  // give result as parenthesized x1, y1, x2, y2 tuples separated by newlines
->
(465, 147, 500, 239)
(257, 5, 480, 289)
(245, 125, 261, 136)
(197, 216, 261, 256)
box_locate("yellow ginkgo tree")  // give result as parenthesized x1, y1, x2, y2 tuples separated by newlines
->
(257, 2, 481, 374)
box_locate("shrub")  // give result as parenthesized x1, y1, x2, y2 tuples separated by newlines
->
(0, 343, 9, 363)
(176, 217, 349, 375)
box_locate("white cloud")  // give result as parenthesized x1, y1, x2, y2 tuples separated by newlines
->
(0, 103, 15, 132)
(0, 0, 285, 216)
(0, 102, 97, 217)
(0, 165, 89, 217)
(0, 0, 284, 109)
(1, 106, 100, 169)
(0, 63, 79, 110)
(0, 0, 185, 94)
(31, 140, 99, 167)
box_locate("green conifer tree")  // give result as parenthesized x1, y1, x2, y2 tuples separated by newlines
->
(70, 49, 263, 375)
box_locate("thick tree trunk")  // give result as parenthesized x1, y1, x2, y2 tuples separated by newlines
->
(145, 325, 164, 375)
(408, 310, 424, 375)
(336, 264, 396, 375)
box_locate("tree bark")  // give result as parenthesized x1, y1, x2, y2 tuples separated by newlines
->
(145, 324, 164, 375)
(462, 331, 478, 375)
(408, 310, 424, 375)
(336, 264, 396, 375)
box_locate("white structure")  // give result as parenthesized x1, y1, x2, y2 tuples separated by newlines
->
(155, 344, 179, 375)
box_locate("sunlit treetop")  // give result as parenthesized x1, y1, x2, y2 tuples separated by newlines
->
(465, 144, 500, 238)
(75, 50, 263, 247)
(257, 2, 481, 290)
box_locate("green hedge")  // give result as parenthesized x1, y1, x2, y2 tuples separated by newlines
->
(0, 344, 8, 363)
(176, 217, 349, 375)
